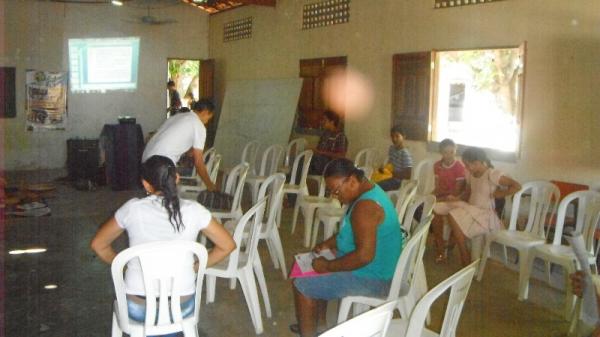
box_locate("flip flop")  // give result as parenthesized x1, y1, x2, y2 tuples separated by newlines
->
(289, 323, 300, 335)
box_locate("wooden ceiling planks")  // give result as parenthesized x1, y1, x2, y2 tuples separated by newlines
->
(180, 0, 274, 14)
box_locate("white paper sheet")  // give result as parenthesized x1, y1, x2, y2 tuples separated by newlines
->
(294, 249, 336, 274)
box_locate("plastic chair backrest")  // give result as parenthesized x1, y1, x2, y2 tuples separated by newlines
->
(223, 162, 250, 213)
(395, 180, 418, 223)
(208, 154, 222, 183)
(288, 150, 313, 188)
(354, 148, 378, 168)
(412, 159, 435, 196)
(551, 190, 600, 247)
(284, 138, 308, 168)
(402, 194, 436, 235)
(507, 181, 560, 239)
(387, 220, 431, 302)
(226, 197, 268, 274)
(403, 260, 479, 337)
(320, 300, 398, 337)
(257, 173, 286, 234)
(203, 147, 216, 164)
(258, 144, 285, 176)
(111, 241, 208, 335)
(241, 141, 260, 174)
(358, 166, 374, 181)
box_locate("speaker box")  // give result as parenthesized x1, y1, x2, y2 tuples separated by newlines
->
(67, 139, 100, 182)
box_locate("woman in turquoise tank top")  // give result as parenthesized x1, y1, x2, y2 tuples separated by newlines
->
(292, 159, 403, 337)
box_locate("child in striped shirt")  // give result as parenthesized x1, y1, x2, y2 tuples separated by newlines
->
(377, 125, 413, 191)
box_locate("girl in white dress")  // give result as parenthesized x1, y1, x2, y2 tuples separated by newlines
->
(433, 147, 521, 266)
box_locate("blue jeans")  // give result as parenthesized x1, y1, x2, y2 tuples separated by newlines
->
(294, 272, 391, 300)
(377, 178, 402, 192)
(127, 295, 195, 337)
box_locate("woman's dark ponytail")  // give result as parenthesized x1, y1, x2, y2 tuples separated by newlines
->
(142, 155, 185, 232)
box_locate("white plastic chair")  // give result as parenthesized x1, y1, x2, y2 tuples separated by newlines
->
(203, 147, 216, 165)
(205, 197, 269, 334)
(210, 162, 249, 224)
(177, 147, 216, 180)
(245, 144, 285, 203)
(223, 141, 259, 179)
(111, 241, 208, 337)
(520, 190, 600, 320)
(401, 194, 436, 235)
(389, 180, 418, 223)
(354, 147, 379, 169)
(385, 260, 479, 337)
(476, 181, 560, 287)
(313, 205, 346, 248)
(295, 176, 339, 248)
(178, 154, 222, 199)
(321, 300, 398, 337)
(256, 173, 288, 278)
(280, 138, 307, 175)
(337, 219, 431, 324)
(412, 158, 436, 197)
(285, 150, 313, 234)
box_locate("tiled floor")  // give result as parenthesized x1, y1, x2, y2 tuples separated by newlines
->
(4, 171, 572, 336)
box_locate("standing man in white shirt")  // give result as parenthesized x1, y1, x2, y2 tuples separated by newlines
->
(142, 98, 217, 191)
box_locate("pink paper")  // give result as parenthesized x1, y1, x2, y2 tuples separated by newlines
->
(289, 261, 329, 278)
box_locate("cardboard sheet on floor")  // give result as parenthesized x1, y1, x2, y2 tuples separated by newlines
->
(214, 78, 302, 168)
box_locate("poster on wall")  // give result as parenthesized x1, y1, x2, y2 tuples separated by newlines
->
(25, 70, 68, 131)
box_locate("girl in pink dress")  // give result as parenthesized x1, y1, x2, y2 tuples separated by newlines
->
(433, 147, 521, 266)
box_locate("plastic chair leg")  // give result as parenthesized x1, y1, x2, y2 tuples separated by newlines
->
(310, 220, 323, 249)
(476, 238, 492, 281)
(518, 253, 535, 301)
(302, 206, 317, 248)
(229, 277, 237, 290)
(291, 194, 301, 234)
(253, 256, 272, 318)
(337, 298, 353, 323)
(564, 263, 577, 321)
(206, 275, 216, 303)
(568, 297, 581, 336)
(251, 183, 260, 205)
(324, 219, 338, 240)
(264, 237, 279, 269)
(238, 267, 264, 334)
(182, 323, 199, 337)
(269, 231, 287, 279)
(111, 312, 122, 337)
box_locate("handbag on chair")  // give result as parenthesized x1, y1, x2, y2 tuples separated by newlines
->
(197, 190, 233, 211)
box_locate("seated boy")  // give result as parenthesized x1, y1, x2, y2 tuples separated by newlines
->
(377, 125, 413, 191)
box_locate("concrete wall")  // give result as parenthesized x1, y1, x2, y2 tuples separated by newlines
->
(1, 0, 209, 170)
(207, 0, 600, 187)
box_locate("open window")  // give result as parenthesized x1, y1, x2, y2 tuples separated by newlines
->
(392, 43, 526, 159)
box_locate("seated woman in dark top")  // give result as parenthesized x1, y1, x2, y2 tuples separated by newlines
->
(309, 110, 348, 175)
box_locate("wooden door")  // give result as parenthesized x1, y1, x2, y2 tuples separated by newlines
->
(297, 56, 347, 131)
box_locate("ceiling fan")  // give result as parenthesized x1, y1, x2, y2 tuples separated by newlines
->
(125, 6, 178, 25)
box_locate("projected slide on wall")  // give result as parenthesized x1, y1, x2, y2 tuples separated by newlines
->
(68, 37, 140, 92)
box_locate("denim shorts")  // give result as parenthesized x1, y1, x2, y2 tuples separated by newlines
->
(127, 295, 195, 337)
(294, 272, 391, 301)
